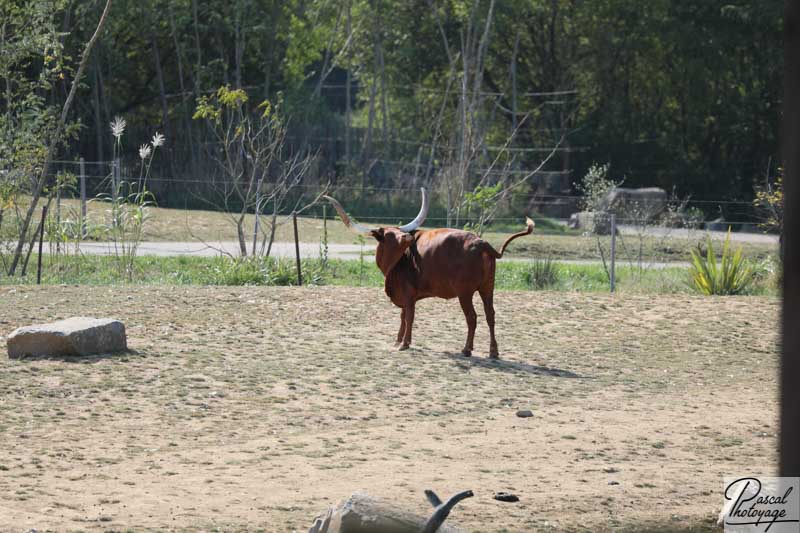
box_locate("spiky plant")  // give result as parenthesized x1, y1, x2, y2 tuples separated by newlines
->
(689, 230, 755, 295)
(524, 258, 560, 290)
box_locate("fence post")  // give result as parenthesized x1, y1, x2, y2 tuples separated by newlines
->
(610, 214, 616, 293)
(37, 205, 47, 285)
(252, 178, 262, 256)
(80, 157, 86, 239)
(55, 174, 61, 254)
(113, 158, 120, 202)
(293, 211, 302, 286)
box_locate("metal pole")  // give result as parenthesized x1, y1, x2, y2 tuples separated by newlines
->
(252, 178, 262, 256)
(113, 158, 120, 202)
(80, 157, 86, 239)
(55, 175, 61, 254)
(323, 204, 327, 240)
(610, 214, 616, 293)
(36, 205, 47, 285)
(293, 211, 302, 286)
(113, 158, 121, 229)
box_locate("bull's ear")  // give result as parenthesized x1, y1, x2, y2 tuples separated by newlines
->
(370, 228, 385, 241)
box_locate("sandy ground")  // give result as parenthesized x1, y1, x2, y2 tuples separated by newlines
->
(0, 286, 780, 532)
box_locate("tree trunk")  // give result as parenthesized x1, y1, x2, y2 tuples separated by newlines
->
(150, 28, 173, 177)
(361, 11, 381, 194)
(8, 0, 113, 276)
(2, 22, 9, 126)
(92, 61, 104, 163)
(378, 28, 389, 154)
(236, 215, 247, 257)
(262, 0, 279, 99)
(234, 0, 244, 89)
(510, 31, 520, 134)
(191, 0, 202, 89)
(168, 2, 197, 177)
(344, 0, 352, 163)
(261, 208, 278, 258)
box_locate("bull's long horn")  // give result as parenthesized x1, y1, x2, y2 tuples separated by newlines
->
(323, 194, 375, 234)
(398, 187, 429, 232)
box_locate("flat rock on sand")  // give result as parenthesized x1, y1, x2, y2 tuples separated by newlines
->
(6, 317, 127, 358)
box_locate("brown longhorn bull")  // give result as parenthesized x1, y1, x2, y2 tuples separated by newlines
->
(324, 188, 533, 358)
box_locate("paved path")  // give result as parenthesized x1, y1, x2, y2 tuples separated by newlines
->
(65, 240, 690, 269)
(616, 225, 779, 244)
(73, 241, 366, 259)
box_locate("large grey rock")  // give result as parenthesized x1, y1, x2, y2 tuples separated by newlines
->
(601, 187, 668, 220)
(7, 317, 127, 358)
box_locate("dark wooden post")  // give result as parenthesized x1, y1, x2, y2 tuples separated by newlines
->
(781, 0, 800, 478)
(36, 205, 47, 285)
(610, 214, 616, 293)
(293, 211, 302, 286)
(79, 157, 87, 239)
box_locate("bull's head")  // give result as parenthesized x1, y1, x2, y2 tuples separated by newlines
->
(323, 188, 429, 275)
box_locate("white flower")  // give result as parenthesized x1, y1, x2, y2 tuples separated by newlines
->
(110, 116, 126, 139)
(138, 143, 152, 160)
(151, 132, 165, 148)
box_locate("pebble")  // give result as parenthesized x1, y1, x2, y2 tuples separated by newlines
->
(603, 466, 619, 473)
(516, 409, 534, 418)
(608, 480, 620, 485)
(493, 492, 520, 503)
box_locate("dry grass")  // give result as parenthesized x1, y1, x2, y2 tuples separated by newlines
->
(0, 286, 779, 531)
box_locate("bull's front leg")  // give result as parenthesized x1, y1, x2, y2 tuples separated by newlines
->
(395, 308, 406, 347)
(398, 303, 415, 351)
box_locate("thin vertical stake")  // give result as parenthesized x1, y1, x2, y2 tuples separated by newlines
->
(610, 214, 616, 293)
(113, 158, 121, 229)
(293, 211, 302, 286)
(56, 176, 61, 254)
(323, 204, 327, 243)
(113, 158, 120, 201)
(252, 178, 262, 256)
(37, 205, 47, 285)
(80, 157, 86, 238)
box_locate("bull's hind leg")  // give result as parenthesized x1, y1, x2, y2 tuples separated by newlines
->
(398, 304, 415, 351)
(395, 308, 406, 347)
(479, 287, 498, 358)
(458, 293, 478, 356)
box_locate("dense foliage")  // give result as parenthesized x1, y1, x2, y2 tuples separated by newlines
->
(1, 0, 783, 215)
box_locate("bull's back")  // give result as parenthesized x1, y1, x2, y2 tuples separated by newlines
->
(414, 229, 494, 298)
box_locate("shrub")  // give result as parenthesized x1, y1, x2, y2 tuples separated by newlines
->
(689, 230, 756, 295)
(524, 258, 560, 290)
(204, 256, 324, 286)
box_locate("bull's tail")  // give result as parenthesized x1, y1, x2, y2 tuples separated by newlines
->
(490, 217, 535, 259)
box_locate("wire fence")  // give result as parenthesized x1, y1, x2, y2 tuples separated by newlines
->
(1, 170, 781, 294)
(36, 157, 769, 232)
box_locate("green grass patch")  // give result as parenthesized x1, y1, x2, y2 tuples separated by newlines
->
(0, 253, 778, 295)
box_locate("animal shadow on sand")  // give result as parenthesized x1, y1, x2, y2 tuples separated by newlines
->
(442, 352, 585, 379)
(13, 348, 145, 363)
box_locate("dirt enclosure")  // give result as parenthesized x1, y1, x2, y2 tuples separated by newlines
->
(0, 286, 779, 531)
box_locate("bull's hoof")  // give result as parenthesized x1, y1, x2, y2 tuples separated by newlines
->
(461, 349, 472, 357)
(489, 351, 499, 359)
(398, 343, 410, 351)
